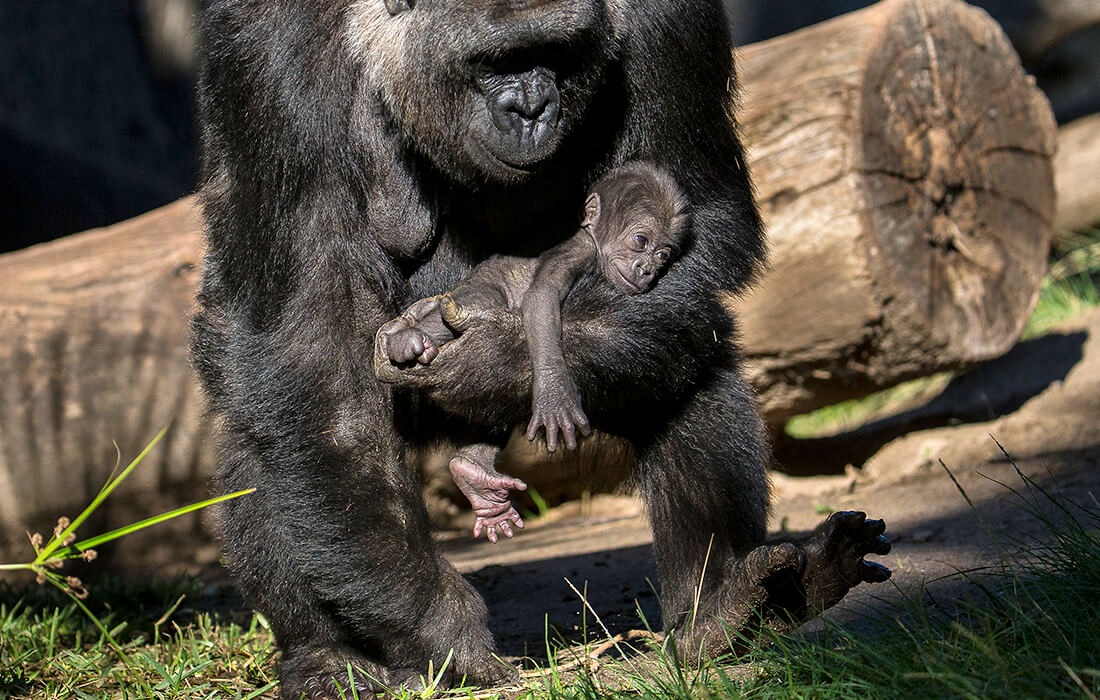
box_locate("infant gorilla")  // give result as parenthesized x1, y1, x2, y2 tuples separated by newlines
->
(380, 162, 690, 541)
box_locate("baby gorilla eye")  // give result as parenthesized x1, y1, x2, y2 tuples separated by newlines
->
(633, 233, 648, 248)
(655, 249, 670, 263)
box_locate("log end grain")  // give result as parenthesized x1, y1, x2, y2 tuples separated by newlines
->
(859, 0, 1057, 366)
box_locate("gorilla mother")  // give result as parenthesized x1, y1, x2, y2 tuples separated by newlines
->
(192, 0, 890, 695)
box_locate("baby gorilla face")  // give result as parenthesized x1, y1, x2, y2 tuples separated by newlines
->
(599, 216, 676, 295)
(584, 162, 690, 295)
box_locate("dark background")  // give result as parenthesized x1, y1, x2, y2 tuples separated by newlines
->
(1, 0, 1096, 253)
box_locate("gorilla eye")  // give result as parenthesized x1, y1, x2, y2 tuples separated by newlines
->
(633, 233, 648, 249)
(655, 249, 670, 263)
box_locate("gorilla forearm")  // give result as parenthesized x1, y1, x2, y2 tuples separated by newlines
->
(416, 276, 732, 429)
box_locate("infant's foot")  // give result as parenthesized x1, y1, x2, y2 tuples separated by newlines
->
(384, 326, 438, 365)
(473, 506, 525, 544)
(449, 455, 527, 544)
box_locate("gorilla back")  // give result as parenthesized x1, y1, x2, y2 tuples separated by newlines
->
(192, 0, 798, 696)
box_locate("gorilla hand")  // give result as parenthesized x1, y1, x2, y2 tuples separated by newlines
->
(374, 302, 530, 425)
(374, 297, 446, 372)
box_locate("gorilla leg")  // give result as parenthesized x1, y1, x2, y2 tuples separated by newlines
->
(632, 365, 771, 643)
(215, 418, 514, 698)
(633, 365, 890, 659)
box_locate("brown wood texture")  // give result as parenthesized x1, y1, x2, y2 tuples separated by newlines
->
(0, 0, 1058, 538)
(0, 199, 210, 545)
(1054, 114, 1100, 235)
(733, 0, 1057, 424)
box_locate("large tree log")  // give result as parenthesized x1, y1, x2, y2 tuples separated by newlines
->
(733, 0, 1056, 425)
(1054, 114, 1100, 236)
(0, 0, 1056, 544)
(0, 200, 209, 556)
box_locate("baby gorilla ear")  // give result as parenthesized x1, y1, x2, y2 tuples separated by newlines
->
(581, 193, 602, 229)
(384, 0, 412, 15)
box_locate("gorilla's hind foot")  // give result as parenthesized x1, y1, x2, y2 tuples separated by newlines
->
(278, 646, 423, 700)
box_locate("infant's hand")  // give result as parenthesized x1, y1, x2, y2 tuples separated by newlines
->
(526, 374, 591, 452)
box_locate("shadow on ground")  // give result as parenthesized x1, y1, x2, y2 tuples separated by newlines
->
(775, 330, 1088, 475)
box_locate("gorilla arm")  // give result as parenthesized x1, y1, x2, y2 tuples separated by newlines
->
(373, 203, 738, 430)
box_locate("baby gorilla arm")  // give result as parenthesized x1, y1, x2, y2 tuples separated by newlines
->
(521, 232, 598, 451)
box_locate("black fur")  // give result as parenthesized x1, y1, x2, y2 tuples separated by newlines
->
(192, 0, 885, 695)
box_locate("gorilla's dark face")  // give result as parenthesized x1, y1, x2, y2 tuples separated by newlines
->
(346, 0, 610, 184)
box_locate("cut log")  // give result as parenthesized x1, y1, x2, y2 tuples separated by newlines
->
(0, 199, 210, 553)
(1054, 114, 1100, 235)
(732, 0, 1057, 425)
(0, 0, 1057, 542)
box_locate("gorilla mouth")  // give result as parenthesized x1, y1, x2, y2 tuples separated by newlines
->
(475, 66, 563, 170)
(613, 267, 643, 294)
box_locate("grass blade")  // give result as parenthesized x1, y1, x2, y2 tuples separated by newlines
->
(53, 489, 255, 556)
(39, 426, 170, 560)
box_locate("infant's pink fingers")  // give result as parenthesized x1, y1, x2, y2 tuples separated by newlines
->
(526, 416, 543, 442)
(500, 522, 514, 539)
(473, 521, 484, 539)
(487, 526, 499, 544)
(511, 514, 525, 529)
(561, 418, 578, 451)
(545, 423, 560, 452)
(418, 341, 438, 365)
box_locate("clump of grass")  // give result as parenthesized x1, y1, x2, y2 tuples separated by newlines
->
(521, 447, 1099, 700)
(0, 428, 260, 699)
(1024, 237, 1100, 339)
(0, 583, 278, 699)
(733, 455, 1098, 699)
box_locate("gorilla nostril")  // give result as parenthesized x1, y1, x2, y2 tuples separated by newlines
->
(491, 68, 559, 123)
(512, 96, 548, 120)
(481, 64, 563, 161)
(518, 73, 557, 119)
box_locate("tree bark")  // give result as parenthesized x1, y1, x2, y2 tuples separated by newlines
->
(732, 0, 1057, 425)
(1054, 114, 1100, 236)
(0, 0, 1058, 540)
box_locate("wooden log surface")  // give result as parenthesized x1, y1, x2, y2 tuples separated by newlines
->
(0, 0, 1058, 541)
(733, 0, 1056, 424)
(1054, 113, 1100, 235)
(0, 200, 210, 549)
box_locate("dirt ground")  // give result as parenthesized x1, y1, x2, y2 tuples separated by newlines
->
(439, 308, 1100, 659)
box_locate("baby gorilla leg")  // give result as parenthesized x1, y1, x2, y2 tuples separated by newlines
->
(449, 444, 527, 543)
(375, 296, 450, 369)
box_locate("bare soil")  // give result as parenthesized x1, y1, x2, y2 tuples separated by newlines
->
(440, 309, 1100, 659)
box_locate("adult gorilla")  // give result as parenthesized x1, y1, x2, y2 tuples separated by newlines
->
(192, 0, 890, 696)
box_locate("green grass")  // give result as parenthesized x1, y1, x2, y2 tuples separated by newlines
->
(3, 464, 1097, 699)
(784, 372, 953, 439)
(728, 490, 1100, 699)
(0, 578, 278, 698)
(1024, 238, 1100, 339)
(523, 460, 1100, 700)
